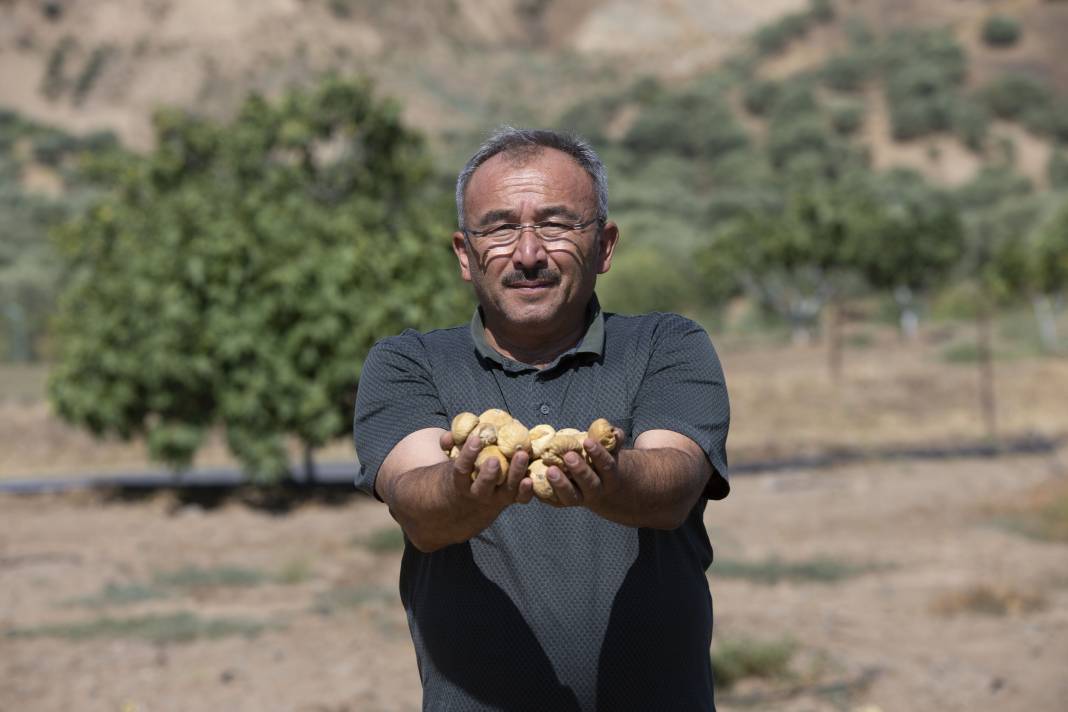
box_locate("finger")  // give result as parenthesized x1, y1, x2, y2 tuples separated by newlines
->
(440, 431, 455, 452)
(450, 433, 483, 488)
(563, 450, 601, 499)
(584, 438, 617, 478)
(505, 450, 529, 493)
(515, 477, 534, 504)
(470, 457, 501, 498)
(612, 427, 625, 453)
(547, 464, 582, 506)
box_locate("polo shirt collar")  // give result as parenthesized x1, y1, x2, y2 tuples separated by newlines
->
(470, 294, 605, 372)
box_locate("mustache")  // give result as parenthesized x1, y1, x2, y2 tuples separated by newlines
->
(501, 268, 561, 287)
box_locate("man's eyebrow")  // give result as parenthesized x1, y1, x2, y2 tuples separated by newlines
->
(473, 208, 518, 226)
(473, 205, 585, 226)
(534, 205, 583, 222)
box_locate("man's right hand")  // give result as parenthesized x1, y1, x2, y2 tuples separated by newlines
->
(373, 427, 533, 553)
(439, 431, 534, 506)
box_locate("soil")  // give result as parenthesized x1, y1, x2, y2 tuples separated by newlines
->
(2, 448, 1066, 712)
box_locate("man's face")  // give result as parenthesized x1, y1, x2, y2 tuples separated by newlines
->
(452, 148, 618, 332)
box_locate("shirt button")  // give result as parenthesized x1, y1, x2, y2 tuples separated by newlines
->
(539, 404, 550, 415)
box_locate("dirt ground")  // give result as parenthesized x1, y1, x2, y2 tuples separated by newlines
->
(2, 328, 1067, 710)
(2, 447, 1066, 712)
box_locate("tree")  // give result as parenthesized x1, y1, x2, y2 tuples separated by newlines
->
(700, 179, 874, 379)
(1029, 195, 1068, 351)
(858, 169, 965, 339)
(48, 77, 468, 480)
(954, 168, 1043, 439)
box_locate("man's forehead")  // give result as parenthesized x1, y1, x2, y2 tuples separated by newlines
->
(467, 147, 594, 202)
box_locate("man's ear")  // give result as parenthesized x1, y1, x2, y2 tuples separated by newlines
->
(596, 221, 620, 275)
(452, 231, 473, 282)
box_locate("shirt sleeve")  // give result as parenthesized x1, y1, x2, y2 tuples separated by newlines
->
(630, 314, 730, 500)
(353, 330, 449, 499)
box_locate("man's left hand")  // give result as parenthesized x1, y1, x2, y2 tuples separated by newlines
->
(544, 427, 625, 508)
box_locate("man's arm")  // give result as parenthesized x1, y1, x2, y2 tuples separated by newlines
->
(544, 428, 716, 530)
(375, 428, 534, 553)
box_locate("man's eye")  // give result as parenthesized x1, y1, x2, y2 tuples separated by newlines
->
(485, 225, 517, 237)
(537, 222, 570, 237)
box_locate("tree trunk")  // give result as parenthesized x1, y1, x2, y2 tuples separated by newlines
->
(1032, 295, 1059, 353)
(3, 301, 32, 362)
(827, 300, 844, 383)
(976, 301, 998, 442)
(303, 444, 317, 484)
(894, 286, 919, 341)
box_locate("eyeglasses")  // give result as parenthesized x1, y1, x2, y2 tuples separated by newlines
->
(463, 217, 603, 246)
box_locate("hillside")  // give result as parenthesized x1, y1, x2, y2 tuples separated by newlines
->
(0, 0, 804, 149)
(2, 1, 1064, 150)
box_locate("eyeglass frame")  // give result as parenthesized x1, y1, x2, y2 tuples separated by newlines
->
(461, 216, 606, 243)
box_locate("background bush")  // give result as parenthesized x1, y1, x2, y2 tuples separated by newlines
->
(982, 15, 1022, 48)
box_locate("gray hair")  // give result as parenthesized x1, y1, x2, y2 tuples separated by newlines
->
(455, 126, 608, 229)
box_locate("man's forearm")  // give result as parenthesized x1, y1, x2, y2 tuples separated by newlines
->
(384, 463, 499, 553)
(589, 447, 710, 530)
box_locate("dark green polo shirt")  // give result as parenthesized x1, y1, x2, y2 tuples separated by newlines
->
(354, 296, 730, 711)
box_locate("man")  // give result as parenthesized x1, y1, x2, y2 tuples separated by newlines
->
(354, 127, 730, 711)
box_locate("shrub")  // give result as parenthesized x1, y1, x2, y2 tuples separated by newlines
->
(979, 74, 1052, 120)
(73, 45, 117, 106)
(1048, 149, 1068, 188)
(753, 12, 812, 56)
(952, 98, 991, 151)
(768, 114, 831, 167)
(981, 15, 1022, 47)
(40, 36, 76, 100)
(711, 637, 797, 690)
(624, 87, 749, 160)
(830, 100, 865, 135)
(888, 91, 956, 140)
(808, 0, 835, 23)
(742, 79, 780, 116)
(768, 81, 819, 124)
(822, 52, 869, 92)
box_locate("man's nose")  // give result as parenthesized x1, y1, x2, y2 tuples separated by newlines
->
(511, 225, 547, 269)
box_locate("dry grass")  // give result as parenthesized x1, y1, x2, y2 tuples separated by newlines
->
(3, 317, 1067, 480)
(710, 556, 890, 585)
(988, 474, 1068, 543)
(7, 611, 272, 644)
(929, 583, 1048, 617)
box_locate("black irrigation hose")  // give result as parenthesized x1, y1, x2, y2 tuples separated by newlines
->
(0, 434, 1062, 496)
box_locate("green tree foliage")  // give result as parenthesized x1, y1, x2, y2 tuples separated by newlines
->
(698, 181, 873, 346)
(1048, 150, 1068, 189)
(951, 97, 991, 151)
(981, 15, 1022, 48)
(880, 29, 967, 140)
(829, 100, 865, 136)
(752, 12, 813, 57)
(1028, 195, 1068, 350)
(822, 52, 870, 93)
(858, 169, 964, 336)
(0, 112, 110, 361)
(954, 167, 1044, 437)
(742, 79, 780, 117)
(979, 74, 1052, 121)
(48, 77, 467, 479)
(623, 83, 749, 162)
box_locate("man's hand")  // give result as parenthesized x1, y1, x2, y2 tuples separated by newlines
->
(438, 431, 535, 506)
(376, 427, 533, 553)
(540, 427, 625, 508)
(543, 428, 713, 530)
